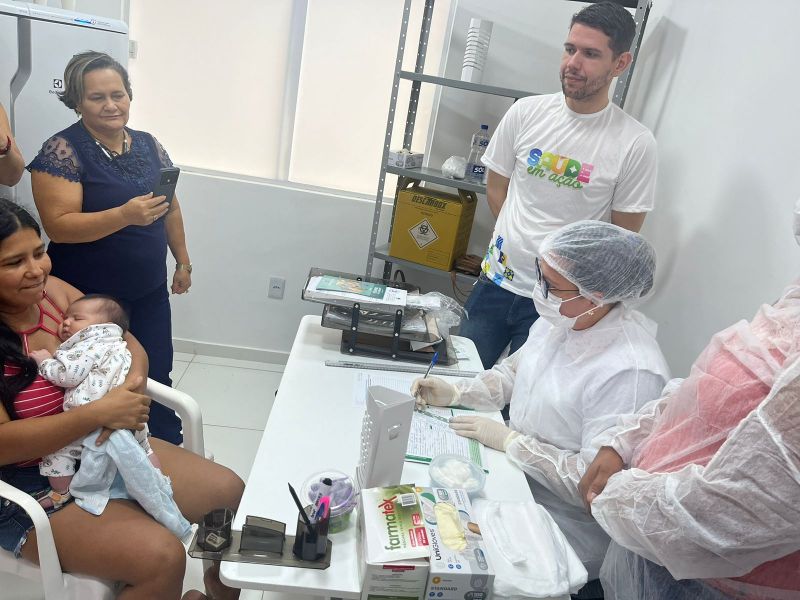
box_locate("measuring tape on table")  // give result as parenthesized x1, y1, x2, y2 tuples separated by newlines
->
(324, 360, 480, 378)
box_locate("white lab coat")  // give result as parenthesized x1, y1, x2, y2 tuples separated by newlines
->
(591, 282, 800, 599)
(455, 304, 670, 579)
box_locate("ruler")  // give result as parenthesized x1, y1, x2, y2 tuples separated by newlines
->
(324, 360, 479, 378)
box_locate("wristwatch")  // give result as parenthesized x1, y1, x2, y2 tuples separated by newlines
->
(176, 263, 193, 273)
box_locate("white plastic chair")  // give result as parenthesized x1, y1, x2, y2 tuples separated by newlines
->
(0, 378, 205, 599)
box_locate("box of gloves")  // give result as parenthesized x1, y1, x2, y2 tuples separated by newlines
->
(358, 485, 431, 600)
(417, 487, 494, 600)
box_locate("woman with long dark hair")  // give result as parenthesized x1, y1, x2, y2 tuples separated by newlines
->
(0, 198, 242, 599)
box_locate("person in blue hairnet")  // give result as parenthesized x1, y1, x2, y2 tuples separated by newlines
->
(412, 220, 671, 581)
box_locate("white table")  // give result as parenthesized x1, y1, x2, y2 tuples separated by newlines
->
(220, 316, 534, 598)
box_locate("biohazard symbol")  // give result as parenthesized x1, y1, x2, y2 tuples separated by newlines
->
(408, 218, 438, 249)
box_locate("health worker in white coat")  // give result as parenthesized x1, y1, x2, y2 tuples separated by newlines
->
(412, 220, 671, 580)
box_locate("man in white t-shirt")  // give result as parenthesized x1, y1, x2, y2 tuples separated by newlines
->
(461, 1, 658, 369)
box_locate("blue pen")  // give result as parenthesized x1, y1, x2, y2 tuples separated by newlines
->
(423, 351, 439, 379)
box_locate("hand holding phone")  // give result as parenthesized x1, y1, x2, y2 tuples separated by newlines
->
(120, 192, 171, 226)
(152, 167, 180, 204)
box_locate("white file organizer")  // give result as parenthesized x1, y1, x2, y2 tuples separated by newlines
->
(356, 385, 415, 490)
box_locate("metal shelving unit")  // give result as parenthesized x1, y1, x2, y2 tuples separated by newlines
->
(366, 0, 653, 281)
(398, 71, 538, 100)
(385, 165, 487, 195)
(372, 244, 478, 283)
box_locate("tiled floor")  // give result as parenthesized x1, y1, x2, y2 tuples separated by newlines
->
(1, 352, 299, 600)
(173, 352, 283, 599)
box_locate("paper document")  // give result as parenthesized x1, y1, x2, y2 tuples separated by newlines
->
(354, 373, 486, 471)
(407, 407, 486, 471)
(306, 275, 407, 306)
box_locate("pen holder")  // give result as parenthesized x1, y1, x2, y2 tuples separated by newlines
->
(292, 506, 327, 561)
(197, 507, 234, 553)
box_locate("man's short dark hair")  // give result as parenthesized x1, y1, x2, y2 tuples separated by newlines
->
(571, 2, 636, 56)
(76, 294, 130, 333)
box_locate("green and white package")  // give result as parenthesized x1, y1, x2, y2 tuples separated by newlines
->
(361, 485, 430, 563)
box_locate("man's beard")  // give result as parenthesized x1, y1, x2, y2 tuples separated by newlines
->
(560, 70, 613, 101)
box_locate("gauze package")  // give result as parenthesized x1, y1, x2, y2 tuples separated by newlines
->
(360, 485, 430, 563)
(472, 499, 587, 599)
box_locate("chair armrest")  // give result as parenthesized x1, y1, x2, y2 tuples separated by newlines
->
(145, 378, 205, 457)
(0, 479, 65, 598)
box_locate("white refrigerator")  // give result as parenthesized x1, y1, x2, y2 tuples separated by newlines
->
(0, 0, 127, 220)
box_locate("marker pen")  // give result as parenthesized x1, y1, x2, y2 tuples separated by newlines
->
(314, 496, 330, 525)
(310, 477, 332, 523)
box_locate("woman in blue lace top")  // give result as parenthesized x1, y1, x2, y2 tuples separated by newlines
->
(28, 52, 190, 445)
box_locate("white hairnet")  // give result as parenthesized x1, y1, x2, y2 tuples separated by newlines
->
(539, 220, 656, 305)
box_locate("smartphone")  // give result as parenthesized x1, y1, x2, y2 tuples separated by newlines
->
(152, 167, 180, 204)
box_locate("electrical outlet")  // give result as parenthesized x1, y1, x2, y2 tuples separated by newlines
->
(268, 277, 285, 300)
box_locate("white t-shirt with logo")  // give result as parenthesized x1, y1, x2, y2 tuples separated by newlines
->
(480, 92, 657, 297)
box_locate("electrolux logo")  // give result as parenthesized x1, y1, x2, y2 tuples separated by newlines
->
(48, 78, 63, 96)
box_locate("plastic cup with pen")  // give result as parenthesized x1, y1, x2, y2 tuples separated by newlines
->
(301, 470, 357, 533)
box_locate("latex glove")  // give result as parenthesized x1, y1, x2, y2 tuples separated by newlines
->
(577, 445, 624, 511)
(449, 415, 519, 451)
(410, 376, 460, 410)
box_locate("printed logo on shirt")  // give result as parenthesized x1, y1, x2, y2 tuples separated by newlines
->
(526, 147, 594, 190)
(484, 235, 515, 282)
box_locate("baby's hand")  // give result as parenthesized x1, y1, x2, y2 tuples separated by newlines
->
(29, 349, 52, 365)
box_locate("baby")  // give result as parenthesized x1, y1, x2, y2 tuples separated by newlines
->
(30, 294, 158, 508)
(30, 294, 191, 540)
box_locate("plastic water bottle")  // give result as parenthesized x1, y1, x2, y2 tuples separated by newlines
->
(465, 124, 490, 183)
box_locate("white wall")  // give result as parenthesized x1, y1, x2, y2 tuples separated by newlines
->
(628, 0, 798, 375)
(168, 171, 392, 360)
(429, 0, 799, 376)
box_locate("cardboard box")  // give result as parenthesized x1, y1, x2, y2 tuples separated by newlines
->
(388, 150, 424, 169)
(417, 487, 494, 600)
(358, 485, 431, 600)
(360, 543, 429, 600)
(389, 181, 477, 271)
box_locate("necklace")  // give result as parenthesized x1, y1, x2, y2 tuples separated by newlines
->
(81, 121, 128, 160)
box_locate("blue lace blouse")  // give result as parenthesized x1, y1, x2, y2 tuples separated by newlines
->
(27, 121, 173, 300)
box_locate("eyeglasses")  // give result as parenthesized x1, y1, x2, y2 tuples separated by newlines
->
(535, 257, 579, 300)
